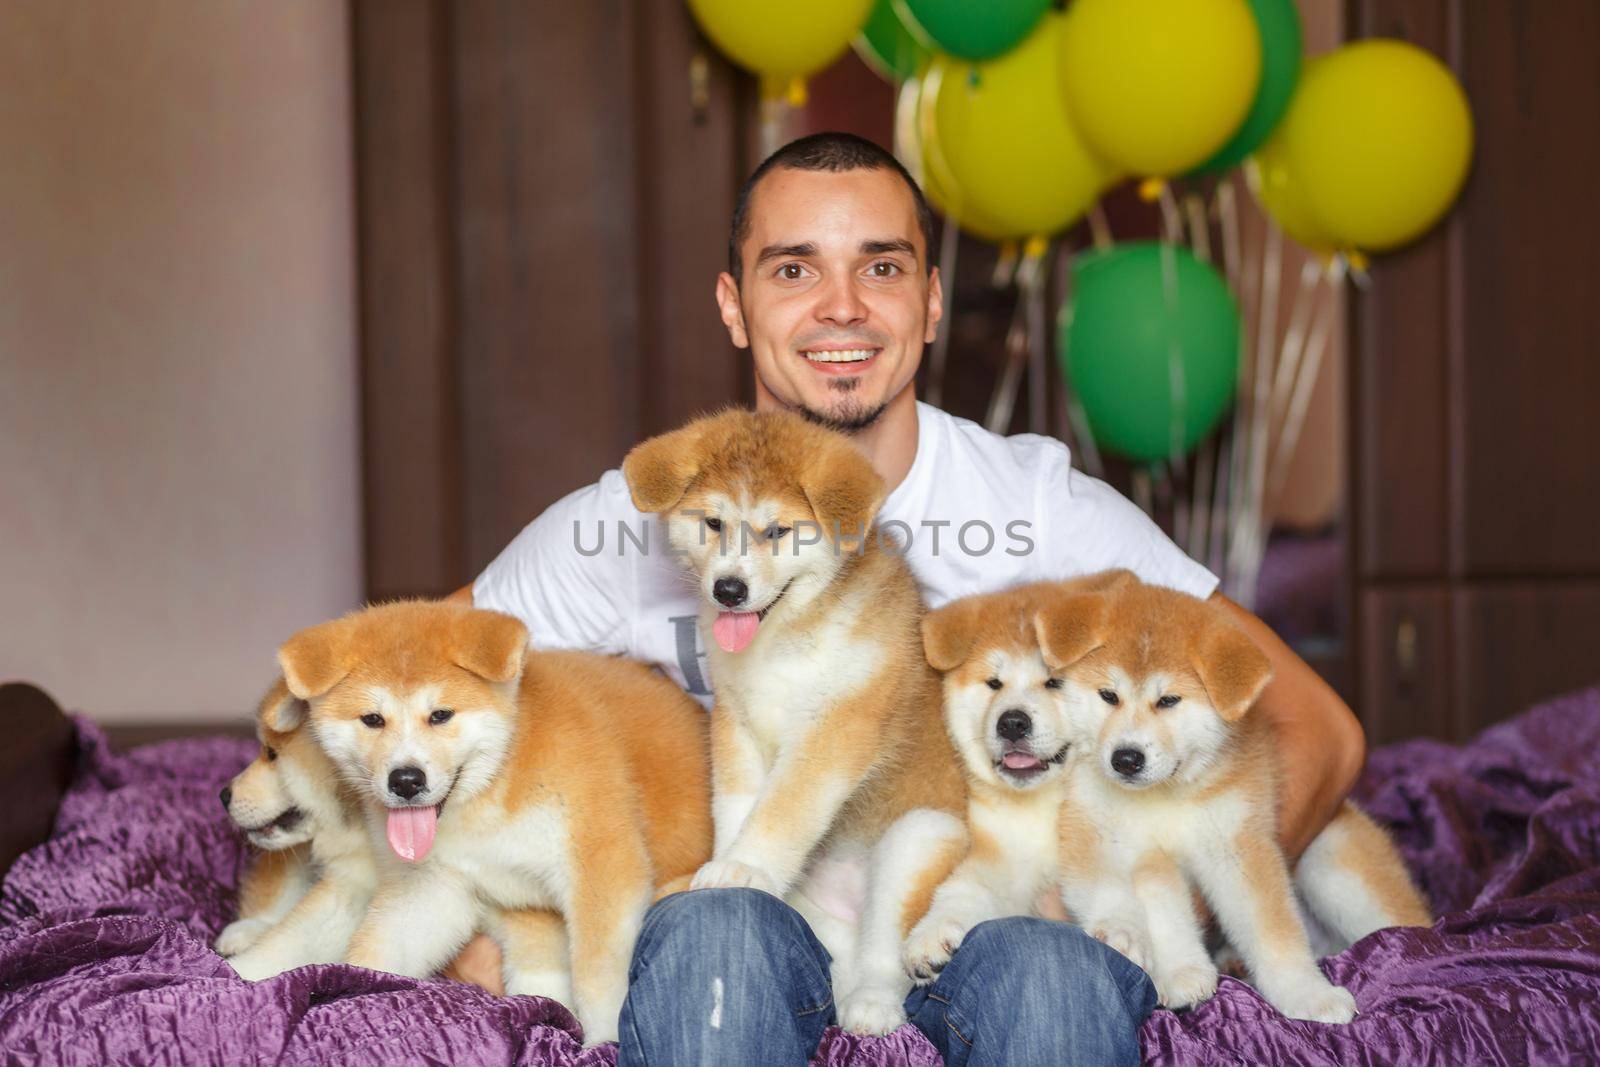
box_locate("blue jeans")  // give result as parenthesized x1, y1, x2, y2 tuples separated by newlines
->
(617, 888, 1155, 1066)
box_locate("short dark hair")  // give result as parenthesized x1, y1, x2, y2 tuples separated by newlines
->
(728, 132, 936, 285)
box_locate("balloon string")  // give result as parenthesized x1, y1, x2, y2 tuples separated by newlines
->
(984, 273, 1032, 434)
(1208, 430, 1233, 578)
(1051, 241, 1103, 477)
(1269, 259, 1324, 435)
(1228, 220, 1283, 608)
(1087, 203, 1113, 251)
(1265, 260, 1345, 507)
(925, 216, 961, 409)
(1216, 176, 1251, 595)
(1023, 239, 1051, 434)
(1156, 183, 1183, 247)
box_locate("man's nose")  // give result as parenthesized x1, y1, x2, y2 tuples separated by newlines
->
(815, 274, 867, 327)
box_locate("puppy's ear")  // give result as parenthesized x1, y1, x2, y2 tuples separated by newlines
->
(278, 619, 353, 700)
(922, 599, 982, 672)
(1034, 593, 1111, 669)
(1192, 620, 1272, 722)
(801, 437, 886, 542)
(451, 609, 529, 684)
(257, 675, 307, 732)
(622, 419, 711, 514)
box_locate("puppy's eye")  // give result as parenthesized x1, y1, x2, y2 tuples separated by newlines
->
(764, 524, 791, 541)
(704, 517, 723, 532)
(360, 713, 384, 729)
(986, 677, 1003, 691)
(265, 747, 278, 762)
(429, 708, 454, 725)
(1155, 694, 1181, 709)
(1044, 678, 1063, 690)
(1098, 689, 1120, 706)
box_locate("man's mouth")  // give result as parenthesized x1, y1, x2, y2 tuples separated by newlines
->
(711, 580, 793, 654)
(995, 743, 1070, 783)
(800, 347, 880, 374)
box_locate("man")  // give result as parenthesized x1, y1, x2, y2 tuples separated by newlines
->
(454, 133, 1364, 1065)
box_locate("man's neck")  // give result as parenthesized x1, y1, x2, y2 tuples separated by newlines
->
(754, 383, 920, 494)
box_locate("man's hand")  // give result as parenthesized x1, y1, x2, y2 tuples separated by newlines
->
(440, 933, 505, 994)
(1210, 592, 1366, 860)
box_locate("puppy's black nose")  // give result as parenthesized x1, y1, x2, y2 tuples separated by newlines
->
(388, 766, 427, 800)
(996, 709, 1032, 742)
(219, 786, 232, 810)
(713, 577, 748, 608)
(1111, 748, 1146, 777)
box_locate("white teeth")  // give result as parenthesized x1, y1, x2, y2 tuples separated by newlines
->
(802, 348, 875, 363)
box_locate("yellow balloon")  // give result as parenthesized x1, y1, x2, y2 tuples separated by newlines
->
(686, 0, 873, 84)
(920, 15, 1119, 239)
(1247, 136, 1337, 253)
(1059, 0, 1261, 179)
(896, 74, 1013, 243)
(1277, 40, 1473, 252)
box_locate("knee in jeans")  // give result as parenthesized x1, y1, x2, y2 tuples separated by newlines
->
(640, 887, 803, 954)
(961, 917, 1150, 1007)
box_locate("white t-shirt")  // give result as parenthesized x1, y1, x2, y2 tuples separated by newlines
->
(474, 402, 1218, 705)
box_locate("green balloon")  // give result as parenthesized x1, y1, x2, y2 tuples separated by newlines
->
(1059, 242, 1240, 463)
(896, 0, 1050, 61)
(1193, 0, 1302, 174)
(854, 0, 928, 82)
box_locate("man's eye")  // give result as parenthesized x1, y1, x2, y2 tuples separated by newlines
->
(430, 708, 455, 725)
(779, 263, 806, 280)
(1098, 689, 1120, 706)
(1156, 694, 1181, 709)
(705, 517, 723, 532)
(986, 677, 1003, 691)
(764, 525, 791, 541)
(360, 713, 384, 729)
(1044, 678, 1063, 690)
(869, 261, 902, 277)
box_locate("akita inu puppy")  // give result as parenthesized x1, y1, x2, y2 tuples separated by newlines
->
(623, 409, 967, 1035)
(221, 678, 379, 980)
(900, 576, 1120, 983)
(1046, 573, 1431, 1023)
(279, 601, 711, 1046)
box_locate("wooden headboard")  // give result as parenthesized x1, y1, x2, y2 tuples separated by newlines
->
(0, 682, 77, 882)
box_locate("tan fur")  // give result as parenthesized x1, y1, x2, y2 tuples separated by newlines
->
(624, 409, 965, 1035)
(292, 600, 710, 1045)
(1047, 575, 1431, 1022)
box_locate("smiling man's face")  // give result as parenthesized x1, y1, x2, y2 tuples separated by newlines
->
(717, 166, 942, 432)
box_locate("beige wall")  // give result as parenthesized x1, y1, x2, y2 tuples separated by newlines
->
(0, 1, 361, 723)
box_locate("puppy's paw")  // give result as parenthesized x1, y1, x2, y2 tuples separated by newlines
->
(1156, 963, 1219, 1010)
(690, 859, 778, 895)
(226, 949, 291, 982)
(214, 918, 270, 957)
(579, 1016, 620, 1048)
(503, 968, 569, 1004)
(839, 986, 908, 1036)
(902, 913, 967, 984)
(1088, 918, 1151, 974)
(1273, 979, 1358, 1024)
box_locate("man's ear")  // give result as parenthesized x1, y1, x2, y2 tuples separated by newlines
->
(256, 676, 307, 732)
(924, 266, 943, 345)
(1192, 620, 1273, 722)
(922, 598, 982, 672)
(715, 272, 749, 349)
(622, 418, 713, 514)
(800, 434, 886, 542)
(278, 618, 352, 700)
(451, 609, 529, 684)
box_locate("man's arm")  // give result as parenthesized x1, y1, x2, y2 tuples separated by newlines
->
(1210, 592, 1366, 860)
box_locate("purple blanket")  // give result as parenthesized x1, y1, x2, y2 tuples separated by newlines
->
(5, 693, 1600, 1066)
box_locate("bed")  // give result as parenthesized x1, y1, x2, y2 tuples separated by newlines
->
(3, 680, 1598, 1065)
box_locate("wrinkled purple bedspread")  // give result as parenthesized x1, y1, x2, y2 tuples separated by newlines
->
(5, 693, 1600, 1066)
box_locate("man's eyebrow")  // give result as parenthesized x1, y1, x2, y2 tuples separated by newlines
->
(754, 242, 818, 268)
(861, 238, 917, 258)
